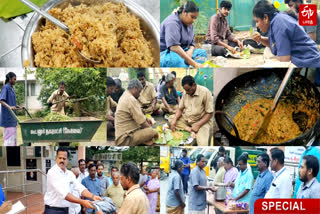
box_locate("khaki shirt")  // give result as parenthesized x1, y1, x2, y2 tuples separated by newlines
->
(118, 184, 149, 214)
(179, 85, 213, 124)
(105, 184, 125, 209)
(47, 90, 69, 115)
(107, 96, 117, 115)
(115, 91, 146, 138)
(138, 81, 157, 107)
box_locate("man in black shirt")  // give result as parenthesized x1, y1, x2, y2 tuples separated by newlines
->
(160, 73, 180, 115)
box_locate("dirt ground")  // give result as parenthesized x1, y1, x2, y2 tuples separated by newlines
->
(210, 53, 265, 67)
(198, 30, 266, 67)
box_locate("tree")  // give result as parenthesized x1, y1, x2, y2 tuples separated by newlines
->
(34, 68, 107, 113)
(14, 83, 25, 106)
(86, 146, 110, 160)
(122, 147, 160, 169)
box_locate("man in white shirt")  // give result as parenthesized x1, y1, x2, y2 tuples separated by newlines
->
(70, 168, 81, 214)
(44, 147, 102, 214)
(77, 159, 88, 183)
(265, 148, 292, 198)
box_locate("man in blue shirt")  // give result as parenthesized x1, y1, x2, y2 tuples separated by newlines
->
(96, 164, 109, 197)
(0, 184, 11, 213)
(180, 149, 190, 194)
(0, 184, 5, 207)
(166, 160, 185, 213)
(250, 153, 274, 214)
(296, 155, 320, 198)
(189, 154, 215, 213)
(81, 164, 101, 214)
(293, 146, 320, 198)
(232, 154, 253, 203)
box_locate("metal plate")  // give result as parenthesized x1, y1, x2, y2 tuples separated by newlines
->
(21, 0, 160, 67)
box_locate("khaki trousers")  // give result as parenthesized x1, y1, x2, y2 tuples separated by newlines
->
(160, 103, 178, 114)
(115, 127, 158, 146)
(142, 103, 160, 115)
(168, 115, 211, 146)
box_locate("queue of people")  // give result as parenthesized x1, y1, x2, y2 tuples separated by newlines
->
(107, 72, 213, 146)
(165, 147, 320, 214)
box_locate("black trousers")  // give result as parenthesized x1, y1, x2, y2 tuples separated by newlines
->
(44, 205, 68, 214)
(181, 173, 189, 194)
(211, 40, 238, 56)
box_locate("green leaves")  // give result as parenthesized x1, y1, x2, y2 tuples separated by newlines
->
(42, 112, 71, 122)
(122, 147, 160, 164)
(14, 83, 25, 106)
(0, 0, 47, 19)
(35, 68, 106, 113)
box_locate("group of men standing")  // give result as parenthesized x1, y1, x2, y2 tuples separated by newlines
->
(73, 160, 124, 214)
(107, 71, 213, 146)
(44, 147, 151, 214)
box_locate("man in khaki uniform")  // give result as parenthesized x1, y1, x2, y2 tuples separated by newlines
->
(160, 73, 180, 115)
(47, 81, 69, 115)
(169, 75, 213, 146)
(119, 162, 149, 214)
(137, 71, 160, 115)
(107, 77, 117, 137)
(115, 79, 158, 146)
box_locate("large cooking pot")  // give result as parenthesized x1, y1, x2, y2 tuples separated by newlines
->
(215, 69, 320, 146)
(214, 183, 227, 201)
(21, 0, 160, 67)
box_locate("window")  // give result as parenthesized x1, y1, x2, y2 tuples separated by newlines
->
(7, 147, 21, 166)
(31, 83, 36, 96)
(35, 147, 41, 157)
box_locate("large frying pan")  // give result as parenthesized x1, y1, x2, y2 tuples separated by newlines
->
(215, 69, 320, 146)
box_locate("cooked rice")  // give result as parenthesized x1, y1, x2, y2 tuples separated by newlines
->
(32, 2, 155, 67)
(231, 98, 318, 144)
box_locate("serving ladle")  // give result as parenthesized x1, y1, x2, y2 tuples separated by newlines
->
(251, 65, 295, 142)
(20, 0, 103, 64)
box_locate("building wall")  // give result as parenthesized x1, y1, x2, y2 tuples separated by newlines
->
(26, 80, 43, 113)
(0, 147, 56, 195)
(0, 69, 44, 112)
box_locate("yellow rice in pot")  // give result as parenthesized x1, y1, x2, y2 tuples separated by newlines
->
(32, 2, 155, 67)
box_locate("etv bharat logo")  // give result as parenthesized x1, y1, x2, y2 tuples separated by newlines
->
(299, 4, 317, 26)
(302, 6, 314, 19)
